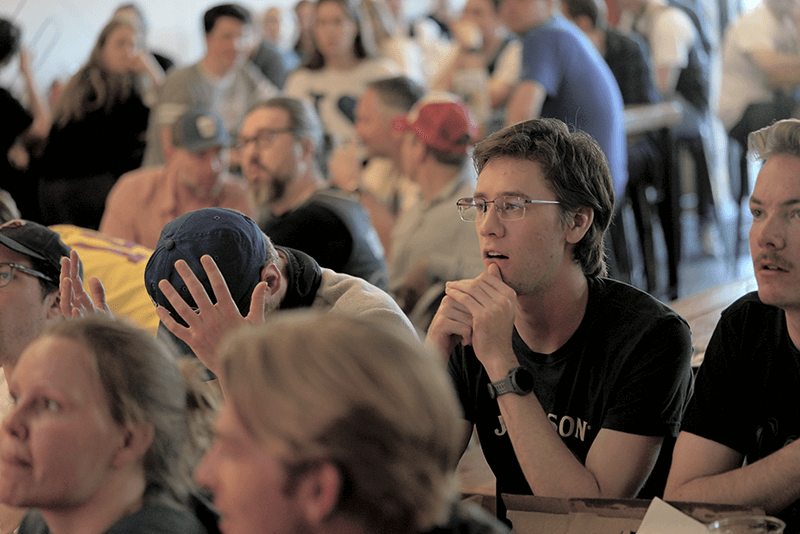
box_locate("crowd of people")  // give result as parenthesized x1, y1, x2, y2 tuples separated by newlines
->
(1, 0, 800, 533)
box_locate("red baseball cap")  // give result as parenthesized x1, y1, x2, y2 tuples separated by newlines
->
(392, 101, 476, 155)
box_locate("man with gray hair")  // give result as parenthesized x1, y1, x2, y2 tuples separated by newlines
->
(665, 119, 800, 530)
(239, 96, 389, 290)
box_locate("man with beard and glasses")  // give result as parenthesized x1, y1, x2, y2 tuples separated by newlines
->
(100, 108, 254, 248)
(664, 119, 800, 532)
(238, 96, 389, 290)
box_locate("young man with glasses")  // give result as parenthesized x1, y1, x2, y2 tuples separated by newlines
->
(0, 219, 73, 376)
(100, 108, 253, 249)
(427, 118, 693, 519)
(238, 96, 389, 290)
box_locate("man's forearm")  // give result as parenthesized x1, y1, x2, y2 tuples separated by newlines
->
(497, 391, 604, 497)
(666, 434, 800, 514)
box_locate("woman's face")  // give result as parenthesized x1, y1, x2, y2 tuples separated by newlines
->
(0, 335, 125, 510)
(313, 1, 358, 62)
(102, 25, 137, 74)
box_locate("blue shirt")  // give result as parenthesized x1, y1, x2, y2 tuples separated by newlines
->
(521, 16, 628, 200)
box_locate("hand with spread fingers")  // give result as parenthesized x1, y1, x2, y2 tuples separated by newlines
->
(156, 254, 268, 376)
(59, 250, 111, 318)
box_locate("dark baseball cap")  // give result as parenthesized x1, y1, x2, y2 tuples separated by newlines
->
(172, 108, 231, 153)
(145, 208, 267, 326)
(0, 219, 73, 282)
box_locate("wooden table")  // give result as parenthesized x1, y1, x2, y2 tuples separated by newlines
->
(669, 276, 757, 368)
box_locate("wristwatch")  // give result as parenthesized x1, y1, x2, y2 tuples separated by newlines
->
(487, 366, 535, 399)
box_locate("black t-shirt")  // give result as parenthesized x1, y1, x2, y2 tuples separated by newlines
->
(682, 291, 800, 531)
(261, 188, 388, 290)
(448, 277, 694, 497)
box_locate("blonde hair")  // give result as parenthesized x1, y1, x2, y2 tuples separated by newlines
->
(219, 312, 463, 534)
(44, 316, 219, 503)
(748, 118, 800, 162)
(51, 18, 136, 127)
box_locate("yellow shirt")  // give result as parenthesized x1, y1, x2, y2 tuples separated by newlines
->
(52, 225, 159, 335)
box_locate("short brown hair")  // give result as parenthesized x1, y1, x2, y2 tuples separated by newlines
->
(473, 118, 614, 278)
(219, 312, 463, 534)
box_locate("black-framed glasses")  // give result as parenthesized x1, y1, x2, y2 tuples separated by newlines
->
(456, 196, 560, 222)
(236, 127, 295, 150)
(0, 262, 55, 288)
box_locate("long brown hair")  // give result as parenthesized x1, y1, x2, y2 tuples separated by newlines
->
(305, 0, 377, 70)
(51, 18, 136, 127)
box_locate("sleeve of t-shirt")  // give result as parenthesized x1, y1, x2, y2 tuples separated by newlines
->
(680, 303, 756, 453)
(491, 39, 522, 91)
(284, 69, 310, 101)
(521, 30, 561, 95)
(99, 175, 141, 245)
(650, 8, 695, 69)
(602, 314, 694, 438)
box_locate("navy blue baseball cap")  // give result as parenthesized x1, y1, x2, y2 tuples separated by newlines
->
(145, 208, 267, 326)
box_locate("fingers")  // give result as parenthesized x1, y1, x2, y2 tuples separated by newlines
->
(88, 277, 111, 314)
(173, 259, 215, 312)
(158, 278, 201, 328)
(199, 255, 237, 312)
(70, 250, 81, 281)
(246, 281, 269, 325)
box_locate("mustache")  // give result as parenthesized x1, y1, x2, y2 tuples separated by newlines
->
(755, 251, 794, 270)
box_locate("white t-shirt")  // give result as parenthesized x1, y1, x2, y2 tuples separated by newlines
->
(718, 3, 800, 129)
(619, 0, 695, 71)
(285, 57, 400, 145)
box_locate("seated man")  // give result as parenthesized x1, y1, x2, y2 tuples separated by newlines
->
(195, 311, 508, 534)
(239, 97, 389, 290)
(390, 98, 483, 325)
(100, 108, 254, 248)
(664, 119, 800, 530)
(426, 119, 693, 519)
(139, 207, 413, 376)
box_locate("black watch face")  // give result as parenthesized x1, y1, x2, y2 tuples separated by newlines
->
(514, 367, 535, 392)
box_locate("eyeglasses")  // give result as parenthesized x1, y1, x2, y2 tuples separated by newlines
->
(0, 262, 55, 288)
(237, 127, 295, 150)
(456, 196, 560, 221)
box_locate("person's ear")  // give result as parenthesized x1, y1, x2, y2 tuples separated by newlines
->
(112, 423, 155, 469)
(45, 290, 62, 321)
(296, 462, 341, 526)
(261, 263, 286, 309)
(566, 206, 594, 244)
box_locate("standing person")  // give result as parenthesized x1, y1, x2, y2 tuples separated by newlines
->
(502, 0, 628, 201)
(433, 0, 522, 133)
(239, 97, 388, 289)
(195, 311, 507, 534)
(142, 3, 277, 168)
(664, 119, 800, 531)
(35, 18, 158, 229)
(284, 0, 399, 150)
(0, 19, 50, 221)
(0, 315, 218, 534)
(100, 108, 253, 248)
(427, 119, 692, 519)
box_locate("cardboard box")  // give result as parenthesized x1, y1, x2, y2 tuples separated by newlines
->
(464, 494, 763, 534)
